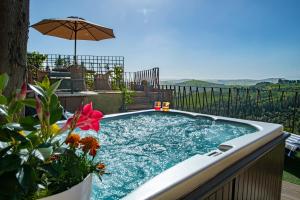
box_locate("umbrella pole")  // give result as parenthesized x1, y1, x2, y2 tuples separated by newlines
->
(74, 30, 77, 65)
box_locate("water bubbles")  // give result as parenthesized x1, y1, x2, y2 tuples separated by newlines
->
(91, 112, 255, 199)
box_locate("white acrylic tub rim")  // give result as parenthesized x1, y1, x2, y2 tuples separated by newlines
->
(102, 109, 282, 200)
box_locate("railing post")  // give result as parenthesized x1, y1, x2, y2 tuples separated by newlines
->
(217, 88, 222, 115)
(156, 68, 159, 88)
(178, 86, 182, 110)
(227, 88, 231, 116)
(291, 92, 298, 133)
(196, 87, 200, 113)
(256, 89, 261, 120)
(203, 87, 207, 113)
(157, 84, 161, 102)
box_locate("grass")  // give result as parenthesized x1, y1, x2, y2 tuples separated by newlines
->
(283, 151, 300, 185)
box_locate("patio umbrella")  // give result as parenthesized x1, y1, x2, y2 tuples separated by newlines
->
(31, 16, 115, 63)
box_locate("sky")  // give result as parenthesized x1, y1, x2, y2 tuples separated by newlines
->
(28, 0, 300, 80)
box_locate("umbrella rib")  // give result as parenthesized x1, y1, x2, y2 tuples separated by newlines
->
(85, 26, 98, 40)
(75, 23, 98, 40)
(89, 24, 115, 38)
(76, 22, 90, 31)
(31, 19, 59, 27)
(69, 30, 74, 40)
(43, 21, 72, 35)
(64, 22, 76, 31)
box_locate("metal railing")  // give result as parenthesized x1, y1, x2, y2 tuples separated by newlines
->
(28, 53, 125, 73)
(124, 67, 159, 90)
(158, 85, 300, 134)
(27, 53, 160, 92)
(27, 53, 125, 91)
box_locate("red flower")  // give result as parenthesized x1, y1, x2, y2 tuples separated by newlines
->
(79, 136, 100, 157)
(65, 102, 103, 132)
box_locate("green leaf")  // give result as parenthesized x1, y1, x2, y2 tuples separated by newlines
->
(0, 105, 8, 117)
(0, 131, 10, 142)
(0, 73, 9, 92)
(0, 154, 21, 176)
(25, 131, 40, 148)
(17, 164, 37, 194)
(21, 98, 36, 108)
(0, 145, 12, 158)
(8, 101, 24, 116)
(50, 105, 63, 125)
(47, 79, 62, 96)
(0, 95, 7, 105)
(11, 131, 29, 143)
(38, 143, 52, 148)
(49, 94, 63, 124)
(0, 128, 29, 143)
(28, 84, 47, 98)
(0, 172, 23, 198)
(32, 149, 45, 161)
(3, 123, 23, 131)
(38, 164, 59, 177)
(38, 146, 53, 160)
(50, 93, 59, 107)
(19, 116, 39, 131)
(42, 76, 50, 89)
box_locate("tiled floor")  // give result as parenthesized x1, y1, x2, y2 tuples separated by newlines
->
(281, 181, 300, 200)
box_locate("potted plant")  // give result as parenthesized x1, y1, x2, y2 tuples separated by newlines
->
(0, 74, 105, 199)
(53, 56, 71, 72)
(27, 51, 48, 82)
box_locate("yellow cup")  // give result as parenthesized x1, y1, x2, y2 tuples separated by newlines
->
(162, 102, 170, 111)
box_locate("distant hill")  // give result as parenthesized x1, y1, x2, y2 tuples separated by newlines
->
(174, 80, 225, 87)
(161, 78, 283, 87)
(206, 78, 282, 86)
(160, 79, 191, 85)
(161, 79, 226, 87)
(250, 81, 300, 91)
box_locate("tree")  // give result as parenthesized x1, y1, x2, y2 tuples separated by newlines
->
(27, 51, 47, 69)
(0, 0, 30, 96)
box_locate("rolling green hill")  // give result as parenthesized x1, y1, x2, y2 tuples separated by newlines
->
(250, 82, 300, 91)
(160, 79, 226, 87)
(207, 78, 281, 86)
(173, 79, 226, 88)
(160, 78, 300, 90)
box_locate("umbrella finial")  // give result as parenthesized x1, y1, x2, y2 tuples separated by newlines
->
(67, 16, 85, 20)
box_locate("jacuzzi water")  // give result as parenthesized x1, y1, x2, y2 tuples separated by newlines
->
(75, 112, 257, 199)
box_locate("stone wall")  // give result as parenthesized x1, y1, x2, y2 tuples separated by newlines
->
(58, 91, 123, 115)
(84, 91, 122, 115)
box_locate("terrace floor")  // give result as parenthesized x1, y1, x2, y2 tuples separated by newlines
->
(281, 181, 300, 200)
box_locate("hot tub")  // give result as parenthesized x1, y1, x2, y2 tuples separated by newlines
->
(75, 109, 286, 200)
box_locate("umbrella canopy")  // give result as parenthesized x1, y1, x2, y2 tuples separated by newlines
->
(31, 16, 115, 63)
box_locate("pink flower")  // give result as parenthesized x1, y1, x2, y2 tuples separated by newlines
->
(17, 82, 27, 100)
(65, 102, 103, 132)
(35, 95, 43, 122)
